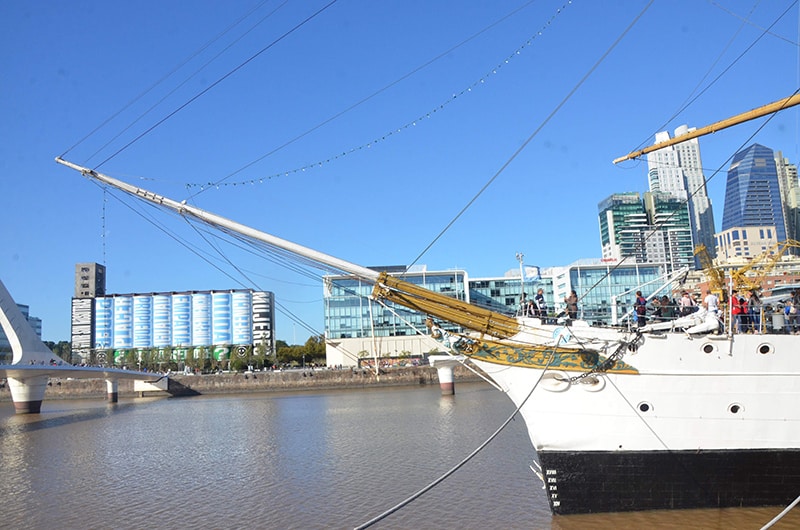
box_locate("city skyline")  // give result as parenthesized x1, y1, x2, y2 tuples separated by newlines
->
(3, 1, 798, 343)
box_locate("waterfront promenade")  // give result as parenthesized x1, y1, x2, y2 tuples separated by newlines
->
(0, 364, 484, 402)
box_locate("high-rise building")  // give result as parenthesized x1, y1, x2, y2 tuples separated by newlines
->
(644, 191, 694, 270)
(71, 262, 106, 358)
(646, 125, 716, 259)
(721, 144, 787, 246)
(74, 262, 106, 298)
(598, 192, 648, 263)
(597, 192, 692, 271)
(775, 151, 800, 246)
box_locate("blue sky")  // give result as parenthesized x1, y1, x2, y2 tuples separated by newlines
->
(2, 0, 799, 343)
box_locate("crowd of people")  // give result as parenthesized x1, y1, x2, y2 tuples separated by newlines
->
(635, 288, 800, 334)
(519, 288, 550, 319)
(518, 287, 800, 334)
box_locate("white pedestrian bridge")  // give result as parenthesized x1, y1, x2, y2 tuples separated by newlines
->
(0, 278, 163, 413)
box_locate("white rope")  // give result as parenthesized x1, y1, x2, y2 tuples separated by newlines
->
(761, 494, 800, 529)
(352, 350, 557, 530)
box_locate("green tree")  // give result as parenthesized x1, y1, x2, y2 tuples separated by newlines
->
(184, 347, 195, 372)
(43, 341, 73, 362)
(304, 335, 326, 364)
(276, 343, 302, 365)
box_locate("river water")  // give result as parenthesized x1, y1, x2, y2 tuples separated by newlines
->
(1, 382, 798, 529)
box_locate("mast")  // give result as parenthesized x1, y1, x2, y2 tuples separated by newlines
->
(613, 93, 800, 164)
(55, 158, 522, 339)
(55, 157, 381, 282)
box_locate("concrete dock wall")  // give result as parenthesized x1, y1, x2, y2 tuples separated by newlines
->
(0, 365, 484, 401)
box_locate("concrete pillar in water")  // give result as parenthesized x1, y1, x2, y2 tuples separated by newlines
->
(428, 355, 467, 395)
(106, 379, 119, 402)
(7, 375, 49, 414)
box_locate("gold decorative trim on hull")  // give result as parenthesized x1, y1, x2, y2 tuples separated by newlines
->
(454, 336, 639, 374)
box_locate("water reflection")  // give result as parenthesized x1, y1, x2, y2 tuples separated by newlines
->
(0, 385, 798, 529)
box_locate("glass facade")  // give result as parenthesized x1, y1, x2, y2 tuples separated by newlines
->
(646, 125, 716, 258)
(644, 191, 694, 270)
(598, 192, 692, 272)
(598, 192, 645, 258)
(324, 268, 468, 339)
(469, 276, 553, 316)
(566, 262, 668, 322)
(324, 262, 667, 340)
(722, 143, 787, 242)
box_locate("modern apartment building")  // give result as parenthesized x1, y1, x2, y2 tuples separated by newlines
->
(646, 125, 716, 259)
(775, 151, 800, 246)
(598, 191, 692, 271)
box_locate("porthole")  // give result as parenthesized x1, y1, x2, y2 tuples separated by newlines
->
(701, 343, 717, 354)
(729, 403, 743, 414)
(758, 343, 774, 355)
(638, 402, 653, 413)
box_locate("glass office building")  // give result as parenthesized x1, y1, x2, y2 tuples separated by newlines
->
(549, 260, 668, 323)
(646, 125, 716, 258)
(722, 143, 787, 242)
(324, 266, 467, 339)
(598, 192, 692, 272)
(323, 262, 668, 366)
(469, 275, 553, 316)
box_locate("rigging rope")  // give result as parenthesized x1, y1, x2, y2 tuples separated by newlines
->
(761, 493, 800, 529)
(626, 0, 797, 156)
(184, 0, 570, 192)
(406, 0, 655, 271)
(352, 349, 558, 530)
(93, 0, 339, 171)
(579, 85, 800, 310)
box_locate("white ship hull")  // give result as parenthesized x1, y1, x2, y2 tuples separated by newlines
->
(471, 321, 800, 514)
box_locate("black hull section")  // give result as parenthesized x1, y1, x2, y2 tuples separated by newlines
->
(539, 449, 800, 515)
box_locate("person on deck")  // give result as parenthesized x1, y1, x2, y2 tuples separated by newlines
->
(748, 291, 761, 333)
(660, 295, 675, 320)
(565, 290, 578, 320)
(703, 289, 720, 315)
(731, 290, 743, 333)
(634, 291, 647, 328)
(534, 288, 547, 320)
(679, 291, 696, 316)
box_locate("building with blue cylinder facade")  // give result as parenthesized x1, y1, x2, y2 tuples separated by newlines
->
(89, 289, 274, 358)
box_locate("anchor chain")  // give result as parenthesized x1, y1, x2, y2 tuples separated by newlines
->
(563, 334, 639, 385)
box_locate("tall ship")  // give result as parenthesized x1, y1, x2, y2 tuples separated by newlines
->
(55, 93, 800, 515)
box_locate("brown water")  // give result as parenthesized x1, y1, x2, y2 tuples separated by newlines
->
(0, 382, 797, 529)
